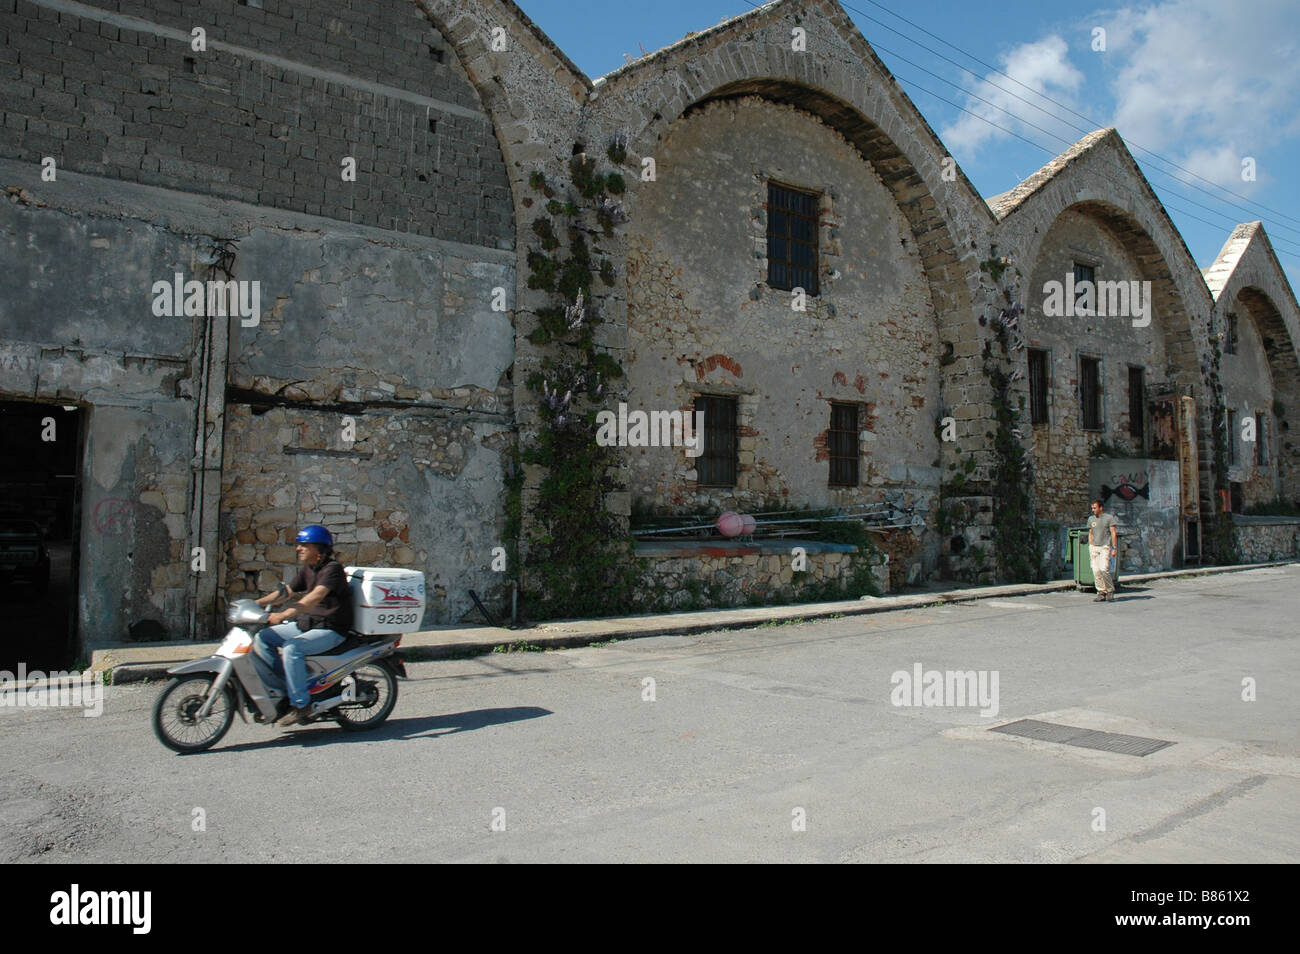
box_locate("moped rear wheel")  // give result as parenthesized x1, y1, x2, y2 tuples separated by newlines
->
(153, 676, 236, 753)
(334, 663, 397, 731)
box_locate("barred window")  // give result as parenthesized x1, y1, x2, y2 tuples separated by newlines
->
(1255, 411, 1268, 465)
(1028, 349, 1049, 425)
(1080, 356, 1102, 430)
(695, 395, 737, 487)
(767, 183, 819, 295)
(1128, 366, 1145, 441)
(1226, 409, 1238, 466)
(828, 403, 859, 486)
(1074, 263, 1095, 309)
(1225, 314, 1238, 355)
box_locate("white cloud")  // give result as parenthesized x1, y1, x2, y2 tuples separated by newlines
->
(1176, 143, 1260, 190)
(940, 35, 1086, 156)
(1101, 0, 1300, 189)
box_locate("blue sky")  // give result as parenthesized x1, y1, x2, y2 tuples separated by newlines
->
(517, 0, 1300, 295)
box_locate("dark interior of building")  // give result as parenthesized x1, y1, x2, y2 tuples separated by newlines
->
(0, 401, 81, 671)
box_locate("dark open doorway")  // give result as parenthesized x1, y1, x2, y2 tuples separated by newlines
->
(0, 401, 82, 671)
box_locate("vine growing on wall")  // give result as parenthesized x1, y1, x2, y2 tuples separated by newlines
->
(1204, 322, 1240, 564)
(515, 136, 641, 619)
(977, 250, 1042, 582)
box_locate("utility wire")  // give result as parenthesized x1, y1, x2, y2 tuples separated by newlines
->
(868, 39, 1300, 252)
(845, 0, 1300, 233)
(899, 74, 1253, 239)
(731, 0, 1300, 262)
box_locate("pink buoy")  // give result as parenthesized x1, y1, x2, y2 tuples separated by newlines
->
(739, 513, 757, 536)
(717, 510, 744, 537)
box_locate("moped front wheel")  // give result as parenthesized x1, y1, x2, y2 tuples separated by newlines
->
(153, 675, 236, 753)
(334, 663, 398, 731)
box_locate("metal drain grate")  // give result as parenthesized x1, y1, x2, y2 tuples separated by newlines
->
(990, 719, 1174, 757)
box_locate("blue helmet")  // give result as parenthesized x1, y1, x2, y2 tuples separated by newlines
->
(296, 524, 334, 547)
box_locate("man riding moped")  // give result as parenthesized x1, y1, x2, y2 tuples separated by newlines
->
(253, 524, 353, 726)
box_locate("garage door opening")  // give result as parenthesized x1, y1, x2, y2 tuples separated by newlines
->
(0, 401, 82, 672)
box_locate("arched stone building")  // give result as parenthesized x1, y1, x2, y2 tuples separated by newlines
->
(578, 0, 1005, 593)
(1, 0, 1296, 656)
(1204, 223, 1300, 560)
(992, 130, 1215, 571)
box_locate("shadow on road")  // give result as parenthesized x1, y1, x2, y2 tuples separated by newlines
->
(177, 706, 554, 754)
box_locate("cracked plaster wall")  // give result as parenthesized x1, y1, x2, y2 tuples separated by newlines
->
(0, 196, 203, 644)
(221, 224, 516, 627)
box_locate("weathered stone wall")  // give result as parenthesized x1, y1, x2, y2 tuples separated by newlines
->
(218, 219, 515, 627)
(624, 97, 941, 527)
(584, 0, 1000, 586)
(1024, 210, 1174, 528)
(1089, 458, 1181, 572)
(7, 0, 1300, 645)
(225, 226, 514, 405)
(633, 540, 887, 610)
(2, 0, 512, 245)
(1205, 224, 1300, 507)
(0, 179, 209, 643)
(0, 0, 546, 645)
(1231, 516, 1300, 562)
(219, 402, 511, 624)
(993, 131, 1224, 571)
(1220, 297, 1278, 507)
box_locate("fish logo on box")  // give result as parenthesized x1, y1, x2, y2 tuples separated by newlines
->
(375, 581, 423, 604)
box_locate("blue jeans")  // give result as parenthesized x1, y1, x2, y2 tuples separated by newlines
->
(253, 623, 344, 709)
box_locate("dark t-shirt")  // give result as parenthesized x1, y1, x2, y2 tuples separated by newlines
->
(289, 558, 354, 634)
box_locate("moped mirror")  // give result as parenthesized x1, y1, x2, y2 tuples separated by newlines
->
(227, 599, 271, 627)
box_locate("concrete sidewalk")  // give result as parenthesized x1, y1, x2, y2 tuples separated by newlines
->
(90, 560, 1295, 683)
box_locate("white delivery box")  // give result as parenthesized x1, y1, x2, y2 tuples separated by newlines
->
(346, 566, 426, 635)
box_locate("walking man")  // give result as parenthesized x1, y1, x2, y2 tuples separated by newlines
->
(1087, 499, 1119, 602)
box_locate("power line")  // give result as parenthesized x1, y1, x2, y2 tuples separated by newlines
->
(845, 0, 1300, 233)
(870, 41, 1300, 254)
(897, 74, 1300, 265)
(730, 0, 1300, 261)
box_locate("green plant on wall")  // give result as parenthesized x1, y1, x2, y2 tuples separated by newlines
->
(1204, 325, 1240, 564)
(517, 136, 641, 619)
(977, 248, 1042, 582)
(985, 362, 1041, 581)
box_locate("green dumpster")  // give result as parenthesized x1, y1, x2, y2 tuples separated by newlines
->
(1068, 526, 1120, 591)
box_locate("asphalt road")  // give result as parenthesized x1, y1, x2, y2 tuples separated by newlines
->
(1, 565, 1297, 863)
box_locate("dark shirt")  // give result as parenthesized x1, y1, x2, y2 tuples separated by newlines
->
(289, 558, 354, 633)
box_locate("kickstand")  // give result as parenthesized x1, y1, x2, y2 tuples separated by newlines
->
(468, 589, 499, 627)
